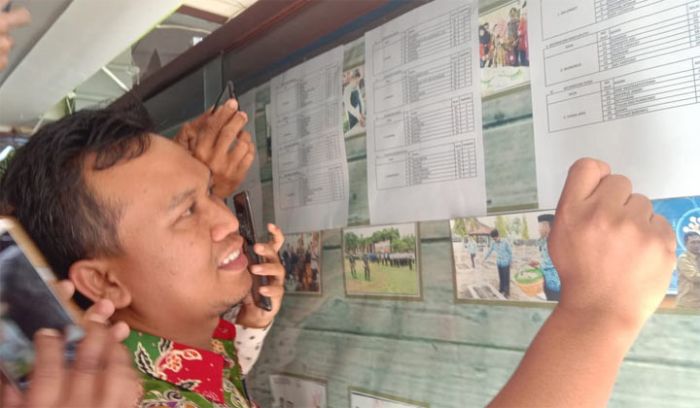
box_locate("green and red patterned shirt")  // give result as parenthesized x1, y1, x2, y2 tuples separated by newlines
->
(124, 319, 252, 408)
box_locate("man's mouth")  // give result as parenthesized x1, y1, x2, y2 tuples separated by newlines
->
(218, 247, 248, 271)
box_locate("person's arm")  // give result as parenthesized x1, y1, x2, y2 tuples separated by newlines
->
(483, 243, 494, 261)
(0, 1, 30, 71)
(489, 158, 676, 408)
(677, 254, 700, 283)
(234, 323, 272, 376)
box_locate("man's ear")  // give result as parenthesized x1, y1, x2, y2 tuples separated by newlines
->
(69, 259, 131, 308)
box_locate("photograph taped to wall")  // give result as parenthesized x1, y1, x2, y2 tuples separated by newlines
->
(652, 196, 700, 311)
(269, 373, 327, 408)
(479, 0, 530, 97)
(350, 388, 429, 408)
(343, 38, 367, 139)
(451, 211, 560, 303)
(343, 223, 421, 299)
(281, 232, 322, 295)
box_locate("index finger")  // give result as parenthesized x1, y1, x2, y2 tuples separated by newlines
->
(556, 158, 611, 209)
(203, 99, 238, 145)
(267, 223, 285, 253)
(1, 7, 31, 31)
(26, 329, 66, 407)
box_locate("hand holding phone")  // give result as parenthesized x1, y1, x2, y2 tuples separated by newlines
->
(232, 192, 272, 311)
(0, 218, 83, 390)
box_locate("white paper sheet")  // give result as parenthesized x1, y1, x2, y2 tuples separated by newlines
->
(229, 88, 265, 235)
(269, 374, 326, 408)
(530, 0, 700, 208)
(270, 47, 349, 233)
(364, 0, 486, 224)
(350, 390, 424, 408)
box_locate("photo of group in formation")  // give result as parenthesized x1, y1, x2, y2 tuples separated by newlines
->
(479, 0, 530, 96)
(281, 232, 322, 295)
(343, 223, 421, 299)
(451, 211, 560, 303)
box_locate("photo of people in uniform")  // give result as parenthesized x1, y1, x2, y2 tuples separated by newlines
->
(451, 211, 560, 303)
(280, 232, 322, 295)
(343, 224, 420, 299)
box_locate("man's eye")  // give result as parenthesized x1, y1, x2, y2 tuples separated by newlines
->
(182, 206, 194, 218)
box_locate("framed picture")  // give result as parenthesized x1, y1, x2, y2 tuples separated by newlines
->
(269, 373, 327, 408)
(479, 0, 530, 97)
(349, 388, 429, 408)
(280, 232, 322, 295)
(342, 223, 421, 300)
(342, 38, 367, 139)
(652, 196, 700, 311)
(451, 211, 560, 304)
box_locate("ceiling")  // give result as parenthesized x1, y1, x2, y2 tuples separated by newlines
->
(0, 0, 259, 133)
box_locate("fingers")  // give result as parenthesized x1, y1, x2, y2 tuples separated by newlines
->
(53, 279, 76, 301)
(25, 329, 66, 407)
(98, 344, 142, 408)
(650, 214, 677, 253)
(174, 122, 196, 150)
(2, 382, 23, 408)
(267, 224, 285, 253)
(82, 298, 131, 342)
(0, 6, 31, 33)
(214, 111, 248, 159)
(0, 35, 12, 54)
(110, 321, 131, 343)
(557, 158, 611, 209)
(250, 263, 284, 281)
(593, 174, 633, 208)
(83, 298, 115, 324)
(624, 193, 653, 221)
(65, 320, 111, 405)
(197, 99, 239, 158)
(259, 284, 284, 299)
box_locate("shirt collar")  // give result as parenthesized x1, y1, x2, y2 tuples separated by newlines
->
(124, 319, 237, 404)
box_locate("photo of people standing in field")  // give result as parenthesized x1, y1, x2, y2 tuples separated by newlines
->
(343, 224, 421, 299)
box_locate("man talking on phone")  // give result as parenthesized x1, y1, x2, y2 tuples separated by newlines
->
(0, 4, 677, 406)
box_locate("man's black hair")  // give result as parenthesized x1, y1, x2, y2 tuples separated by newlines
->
(684, 231, 700, 244)
(537, 214, 555, 225)
(490, 229, 499, 238)
(0, 103, 153, 307)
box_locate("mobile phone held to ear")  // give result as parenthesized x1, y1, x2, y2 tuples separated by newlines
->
(232, 192, 272, 312)
(0, 217, 84, 390)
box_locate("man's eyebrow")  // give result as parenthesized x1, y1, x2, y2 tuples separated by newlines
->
(168, 188, 197, 211)
(167, 171, 213, 211)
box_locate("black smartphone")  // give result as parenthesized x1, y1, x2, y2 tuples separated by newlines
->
(0, 217, 84, 390)
(232, 191, 272, 311)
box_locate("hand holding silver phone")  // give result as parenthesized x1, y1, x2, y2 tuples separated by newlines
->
(0, 218, 84, 390)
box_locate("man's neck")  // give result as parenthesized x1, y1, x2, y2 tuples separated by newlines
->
(114, 308, 219, 350)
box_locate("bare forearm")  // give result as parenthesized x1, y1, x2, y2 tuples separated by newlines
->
(489, 307, 638, 408)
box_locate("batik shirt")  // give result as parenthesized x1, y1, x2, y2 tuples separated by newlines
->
(124, 319, 251, 408)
